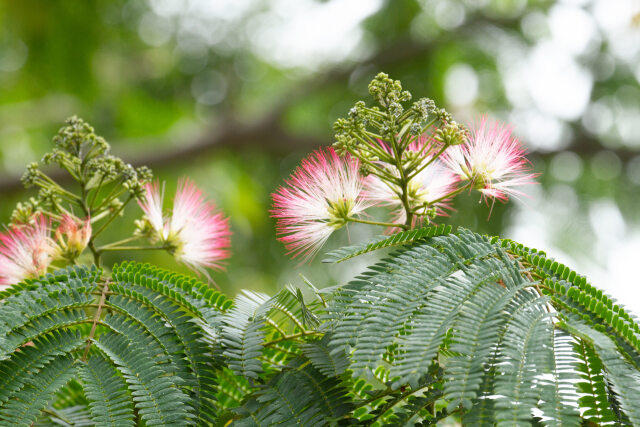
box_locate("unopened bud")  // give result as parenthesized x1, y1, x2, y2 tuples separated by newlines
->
(54, 214, 91, 261)
(21, 163, 40, 187)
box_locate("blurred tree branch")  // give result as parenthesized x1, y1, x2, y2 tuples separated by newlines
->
(0, 17, 634, 195)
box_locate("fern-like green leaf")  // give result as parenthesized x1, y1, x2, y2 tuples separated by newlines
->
(33, 405, 93, 426)
(537, 329, 581, 427)
(0, 330, 84, 406)
(562, 316, 640, 425)
(300, 334, 349, 377)
(94, 332, 194, 425)
(502, 240, 640, 367)
(444, 284, 529, 411)
(79, 353, 135, 427)
(234, 358, 353, 426)
(324, 227, 640, 424)
(110, 263, 225, 424)
(213, 367, 253, 412)
(0, 355, 77, 426)
(221, 291, 273, 380)
(322, 224, 452, 263)
(493, 297, 552, 426)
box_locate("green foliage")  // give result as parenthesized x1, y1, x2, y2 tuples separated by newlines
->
(321, 227, 640, 425)
(16, 116, 151, 232)
(221, 291, 273, 380)
(322, 224, 452, 263)
(1, 228, 640, 425)
(0, 356, 77, 426)
(78, 354, 134, 426)
(233, 358, 353, 426)
(0, 263, 230, 426)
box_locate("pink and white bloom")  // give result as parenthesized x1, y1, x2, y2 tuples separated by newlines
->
(366, 139, 459, 230)
(271, 147, 370, 261)
(138, 179, 231, 274)
(443, 117, 537, 201)
(138, 181, 167, 239)
(55, 214, 92, 260)
(169, 179, 231, 271)
(0, 215, 56, 287)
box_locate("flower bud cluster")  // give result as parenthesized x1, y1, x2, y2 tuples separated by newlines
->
(272, 73, 538, 261)
(49, 115, 109, 159)
(1, 117, 232, 288)
(435, 122, 467, 147)
(10, 117, 155, 264)
(24, 116, 152, 220)
(368, 72, 411, 108)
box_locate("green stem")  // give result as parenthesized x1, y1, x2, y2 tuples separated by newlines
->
(363, 106, 386, 119)
(406, 143, 448, 181)
(92, 194, 133, 240)
(83, 279, 110, 361)
(351, 153, 397, 182)
(41, 408, 73, 424)
(369, 119, 385, 130)
(353, 133, 394, 163)
(365, 386, 441, 425)
(89, 209, 111, 224)
(88, 174, 106, 210)
(97, 244, 168, 252)
(34, 178, 81, 205)
(395, 121, 414, 144)
(94, 184, 126, 212)
(77, 164, 103, 267)
(59, 160, 81, 181)
(264, 330, 323, 347)
(390, 132, 413, 228)
(426, 182, 471, 206)
(401, 118, 437, 151)
(358, 387, 396, 407)
(39, 209, 64, 221)
(348, 217, 408, 230)
(98, 236, 141, 249)
(363, 130, 386, 144)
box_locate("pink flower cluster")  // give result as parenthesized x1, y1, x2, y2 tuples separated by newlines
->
(442, 118, 537, 202)
(271, 148, 370, 261)
(0, 214, 92, 289)
(271, 118, 537, 261)
(0, 179, 231, 289)
(56, 214, 92, 260)
(365, 138, 458, 230)
(138, 178, 231, 276)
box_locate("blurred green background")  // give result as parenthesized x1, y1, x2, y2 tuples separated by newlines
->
(1, 0, 639, 313)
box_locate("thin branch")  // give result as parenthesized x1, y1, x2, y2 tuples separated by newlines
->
(83, 278, 110, 361)
(263, 330, 322, 347)
(348, 216, 407, 229)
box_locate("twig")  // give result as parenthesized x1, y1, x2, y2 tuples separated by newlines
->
(83, 278, 110, 361)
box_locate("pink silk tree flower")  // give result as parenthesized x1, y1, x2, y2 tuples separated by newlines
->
(168, 179, 231, 272)
(138, 181, 169, 241)
(365, 140, 459, 230)
(0, 215, 56, 287)
(137, 179, 231, 275)
(443, 117, 537, 201)
(271, 147, 370, 261)
(55, 214, 92, 261)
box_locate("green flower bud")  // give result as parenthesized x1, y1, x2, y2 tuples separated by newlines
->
(412, 98, 436, 122)
(21, 162, 40, 187)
